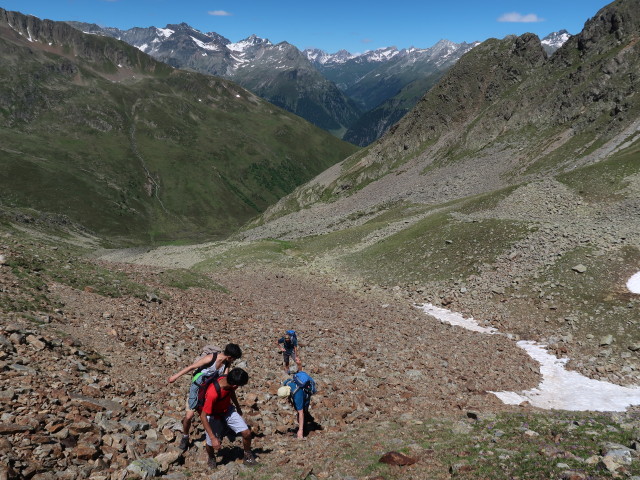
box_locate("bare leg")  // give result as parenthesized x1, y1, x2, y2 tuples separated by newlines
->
(241, 429, 252, 451)
(182, 410, 195, 435)
(296, 409, 304, 439)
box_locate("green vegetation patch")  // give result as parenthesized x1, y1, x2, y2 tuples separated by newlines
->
(0, 224, 147, 313)
(194, 239, 304, 273)
(557, 136, 640, 202)
(514, 244, 640, 346)
(156, 268, 227, 292)
(243, 411, 640, 479)
(434, 411, 640, 479)
(340, 213, 529, 286)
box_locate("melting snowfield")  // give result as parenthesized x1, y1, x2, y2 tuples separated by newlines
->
(628, 272, 640, 294)
(418, 303, 640, 412)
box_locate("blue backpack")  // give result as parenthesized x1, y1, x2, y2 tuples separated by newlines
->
(286, 330, 298, 346)
(291, 371, 316, 396)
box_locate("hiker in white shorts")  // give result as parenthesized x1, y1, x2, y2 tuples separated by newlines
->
(199, 368, 257, 469)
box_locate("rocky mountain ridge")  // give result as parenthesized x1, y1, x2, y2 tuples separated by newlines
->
(66, 21, 363, 136)
(250, 0, 638, 231)
(65, 21, 514, 144)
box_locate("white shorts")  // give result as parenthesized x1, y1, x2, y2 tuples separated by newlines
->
(204, 406, 249, 446)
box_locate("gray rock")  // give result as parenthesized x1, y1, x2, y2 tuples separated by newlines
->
(600, 443, 633, 472)
(126, 458, 161, 478)
(600, 335, 614, 346)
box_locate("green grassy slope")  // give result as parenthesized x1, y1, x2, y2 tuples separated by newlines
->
(0, 9, 358, 244)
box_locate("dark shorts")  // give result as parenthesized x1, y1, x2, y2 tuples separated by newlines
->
(283, 351, 297, 364)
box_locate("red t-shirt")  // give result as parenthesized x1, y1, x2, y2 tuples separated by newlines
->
(202, 378, 233, 415)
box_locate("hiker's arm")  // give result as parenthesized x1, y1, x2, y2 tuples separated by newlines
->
(277, 338, 285, 352)
(167, 354, 213, 383)
(296, 409, 304, 439)
(231, 391, 243, 415)
(199, 409, 221, 449)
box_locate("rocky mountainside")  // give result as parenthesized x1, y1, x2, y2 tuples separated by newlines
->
(341, 70, 450, 147)
(306, 41, 479, 146)
(249, 0, 639, 232)
(331, 34, 570, 147)
(0, 9, 357, 243)
(234, 0, 640, 395)
(333, 41, 479, 113)
(67, 22, 363, 136)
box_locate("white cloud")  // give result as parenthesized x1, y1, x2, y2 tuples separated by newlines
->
(208, 10, 232, 16)
(498, 12, 545, 23)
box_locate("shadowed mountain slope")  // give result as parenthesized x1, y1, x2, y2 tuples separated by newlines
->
(0, 9, 358, 244)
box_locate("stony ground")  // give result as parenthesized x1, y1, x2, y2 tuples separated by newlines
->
(1, 249, 545, 479)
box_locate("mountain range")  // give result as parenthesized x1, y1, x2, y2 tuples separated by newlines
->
(0, 8, 357, 243)
(66, 21, 570, 145)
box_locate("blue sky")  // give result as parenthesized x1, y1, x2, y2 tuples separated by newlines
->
(4, 0, 610, 54)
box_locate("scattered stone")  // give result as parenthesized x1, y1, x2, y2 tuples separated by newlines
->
(600, 335, 614, 347)
(379, 451, 417, 466)
(126, 458, 162, 478)
(561, 471, 587, 480)
(572, 265, 587, 273)
(0, 424, 33, 435)
(600, 443, 633, 472)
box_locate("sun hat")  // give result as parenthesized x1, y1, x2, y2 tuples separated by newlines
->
(277, 385, 291, 398)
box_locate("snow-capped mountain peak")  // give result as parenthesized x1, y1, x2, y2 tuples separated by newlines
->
(228, 34, 271, 52)
(541, 29, 571, 55)
(303, 48, 354, 65)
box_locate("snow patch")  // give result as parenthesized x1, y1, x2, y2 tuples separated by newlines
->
(190, 36, 220, 51)
(156, 28, 174, 38)
(492, 341, 640, 412)
(420, 303, 499, 334)
(418, 303, 640, 412)
(627, 272, 640, 294)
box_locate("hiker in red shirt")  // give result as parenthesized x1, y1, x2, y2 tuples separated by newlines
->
(198, 367, 257, 469)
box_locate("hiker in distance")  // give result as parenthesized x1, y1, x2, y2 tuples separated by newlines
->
(167, 343, 242, 451)
(199, 368, 258, 468)
(278, 370, 318, 439)
(277, 330, 302, 375)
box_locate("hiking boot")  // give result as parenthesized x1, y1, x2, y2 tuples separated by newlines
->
(243, 451, 258, 466)
(207, 456, 217, 470)
(178, 436, 189, 452)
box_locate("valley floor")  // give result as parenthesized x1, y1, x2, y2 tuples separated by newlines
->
(3, 234, 640, 478)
